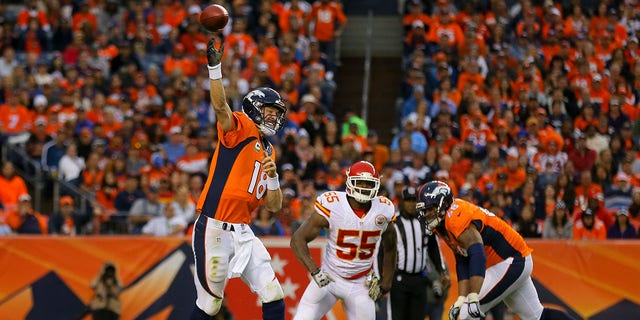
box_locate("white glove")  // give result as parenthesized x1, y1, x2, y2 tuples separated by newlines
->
(448, 296, 465, 320)
(364, 271, 383, 300)
(311, 269, 334, 288)
(467, 293, 485, 318)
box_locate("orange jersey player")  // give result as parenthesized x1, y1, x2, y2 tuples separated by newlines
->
(416, 181, 575, 320)
(190, 39, 286, 320)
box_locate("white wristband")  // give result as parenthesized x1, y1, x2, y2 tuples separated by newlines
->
(266, 174, 280, 191)
(207, 63, 222, 80)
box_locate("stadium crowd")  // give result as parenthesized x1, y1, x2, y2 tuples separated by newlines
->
(0, 0, 639, 241)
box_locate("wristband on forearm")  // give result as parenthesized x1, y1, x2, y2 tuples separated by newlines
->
(208, 63, 222, 80)
(266, 174, 280, 190)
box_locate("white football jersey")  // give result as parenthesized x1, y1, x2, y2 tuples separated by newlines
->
(314, 191, 396, 279)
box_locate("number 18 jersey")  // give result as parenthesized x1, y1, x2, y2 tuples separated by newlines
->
(314, 191, 396, 279)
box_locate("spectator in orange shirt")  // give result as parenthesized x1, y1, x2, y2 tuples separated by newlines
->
(428, 8, 464, 48)
(161, 0, 187, 29)
(0, 162, 29, 213)
(573, 209, 607, 240)
(17, 0, 50, 32)
(494, 149, 527, 193)
(179, 22, 208, 56)
(225, 18, 257, 61)
(306, 0, 347, 65)
(0, 90, 31, 136)
(6, 194, 48, 234)
(164, 43, 197, 77)
(72, 1, 98, 32)
(402, 1, 430, 33)
(279, 0, 307, 35)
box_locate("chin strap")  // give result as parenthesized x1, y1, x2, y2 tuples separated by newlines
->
(426, 217, 442, 235)
(259, 124, 277, 137)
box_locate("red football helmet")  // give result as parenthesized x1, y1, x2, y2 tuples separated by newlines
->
(346, 161, 380, 203)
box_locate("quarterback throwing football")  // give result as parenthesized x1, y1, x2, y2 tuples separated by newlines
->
(291, 161, 397, 320)
(190, 39, 287, 320)
(416, 181, 575, 320)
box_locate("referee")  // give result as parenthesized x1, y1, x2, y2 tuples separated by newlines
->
(390, 186, 446, 320)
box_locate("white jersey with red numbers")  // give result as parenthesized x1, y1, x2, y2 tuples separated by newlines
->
(314, 191, 396, 279)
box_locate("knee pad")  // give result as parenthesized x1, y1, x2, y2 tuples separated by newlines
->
(197, 296, 223, 316)
(257, 277, 284, 303)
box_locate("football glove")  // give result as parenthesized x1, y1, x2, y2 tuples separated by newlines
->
(207, 39, 224, 67)
(311, 269, 334, 288)
(467, 292, 485, 318)
(448, 296, 465, 320)
(364, 271, 388, 300)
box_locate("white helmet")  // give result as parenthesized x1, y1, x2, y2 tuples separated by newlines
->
(345, 161, 380, 203)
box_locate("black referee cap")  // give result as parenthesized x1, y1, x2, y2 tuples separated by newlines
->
(402, 186, 418, 201)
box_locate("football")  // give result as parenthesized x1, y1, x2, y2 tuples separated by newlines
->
(199, 4, 229, 32)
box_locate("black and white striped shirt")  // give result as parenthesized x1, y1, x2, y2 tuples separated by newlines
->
(394, 215, 428, 274)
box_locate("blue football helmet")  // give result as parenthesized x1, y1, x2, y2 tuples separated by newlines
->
(242, 87, 287, 136)
(416, 181, 454, 234)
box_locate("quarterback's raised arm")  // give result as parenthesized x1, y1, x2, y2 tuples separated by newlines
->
(206, 39, 234, 133)
(290, 212, 329, 273)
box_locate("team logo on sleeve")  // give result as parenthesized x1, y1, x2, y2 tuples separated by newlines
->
(375, 214, 387, 227)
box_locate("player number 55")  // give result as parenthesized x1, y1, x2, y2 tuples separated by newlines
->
(336, 229, 382, 260)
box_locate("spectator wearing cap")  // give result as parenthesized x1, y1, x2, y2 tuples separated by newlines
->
(129, 185, 165, 234)
(75, 124, 94, 160)
(573, 208, 607, 240)
(608, 99, 630, 133)
(589, 74, 610, 111)
(404, 20, 429, 56)
(402, 1, 430, 32)
(389, 185, 448, 320)
(568, 132, 597, 173)
(390, 117, 428, 155)
(164, 42, 197, 77)
(607, 209, 637, 239)
(604, 172, 633, 210)
(26, 116, 52, 160)
(49, 196, 89, 235)
(6, 194, 47, 234)
(110, 40, 142, 75)
(162, 126, 186, 165)
(543, 201, 573, 239)
(493, 148, 526, 193)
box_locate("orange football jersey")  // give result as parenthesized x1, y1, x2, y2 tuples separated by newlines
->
(196, 112, 275, 224)
(437, 199, 533, 268)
